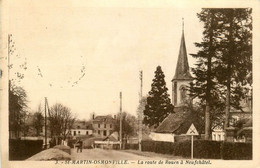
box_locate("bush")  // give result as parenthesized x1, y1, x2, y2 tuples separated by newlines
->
(222, 142, 252, 160)
(141, 140, 156, 152)
(9, 139, 43, 160)
(53, 145, 71, 154)
(125, 143, 138, 150)
(141, 139, 251, 160)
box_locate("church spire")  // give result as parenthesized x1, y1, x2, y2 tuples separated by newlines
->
(172, 18, 192, 81)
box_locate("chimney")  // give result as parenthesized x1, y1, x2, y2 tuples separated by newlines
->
(92, 114, 95, 120)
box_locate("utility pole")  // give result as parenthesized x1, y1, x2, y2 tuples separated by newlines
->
(139, 71, 143, 151)
(44, 97, 47, 149)
(119, 92, 122, 150)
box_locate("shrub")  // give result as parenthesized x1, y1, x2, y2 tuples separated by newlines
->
(141, 140, 156, 152)
(222, 142, 252, 160)
(9, 139, 43, 160)
(125, 143, 138, 150)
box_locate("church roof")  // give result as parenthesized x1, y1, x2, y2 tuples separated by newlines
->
(155, 106, 204, 134)
(172, 24, 193, 81)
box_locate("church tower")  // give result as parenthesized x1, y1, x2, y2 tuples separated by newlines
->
(172, 19, 193, 107)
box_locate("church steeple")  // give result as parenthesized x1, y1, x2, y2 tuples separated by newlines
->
(172, 18, 192, 81)
(172, 19, 193, 107)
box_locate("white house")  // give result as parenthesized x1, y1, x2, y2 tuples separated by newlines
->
(68, 120, 93, 137)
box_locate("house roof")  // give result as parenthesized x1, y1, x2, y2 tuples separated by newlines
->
(155, 106, 204, 134)
(172, 26, 193, 81)
(103, 131, 119, 141)
(72, 120, 93, 130)
(93, 115, 116, 123)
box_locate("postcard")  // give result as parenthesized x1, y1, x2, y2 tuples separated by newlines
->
(1, 0, 260, 168)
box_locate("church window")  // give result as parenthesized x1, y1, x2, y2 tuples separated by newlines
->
(179, 85, 187, 103)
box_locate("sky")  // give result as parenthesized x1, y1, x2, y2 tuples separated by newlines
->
(6, 1, 204, 120)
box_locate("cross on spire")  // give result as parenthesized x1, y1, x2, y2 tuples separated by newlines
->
(182, 18, 184, 33)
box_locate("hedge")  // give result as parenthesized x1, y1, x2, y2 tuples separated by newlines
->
(222, 142, 252, 160)
(9, 139, 43, 160)
(125, 143, 139, 150)
(141, 140, 252, 160)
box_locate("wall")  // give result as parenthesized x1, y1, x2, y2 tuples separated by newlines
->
(92, 122, 115, 137)
(149, 132, 174, 142)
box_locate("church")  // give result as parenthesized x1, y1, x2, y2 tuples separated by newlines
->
(149, 20, 252, 143)
(149, 21, 204, 142)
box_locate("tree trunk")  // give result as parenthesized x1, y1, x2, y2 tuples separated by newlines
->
(224, 10, 234, 141)
(205, 11, 214, 140)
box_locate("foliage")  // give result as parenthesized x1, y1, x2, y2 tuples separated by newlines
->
(9, 80, 28, 139)
(143, 66, 174, 128)
(48, 103, 76, 140)
(115, 112, 137, 138)
(32, 104, 44, 136)
(222, 142, 252, 160)
(190, 8, 252, 136)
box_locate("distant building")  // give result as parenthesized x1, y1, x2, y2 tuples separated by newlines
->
(69, 120, 93, 137)
(92, 115, 116, 138)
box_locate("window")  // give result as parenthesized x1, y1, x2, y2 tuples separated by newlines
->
(74, 131, 76, 136)
(77, 126, 80, 129)
(86, 131, 88, 135)
(218, 135, 221, 141)
(174, 82, 177, 105)
(179, 85, 187, 103)
(98, 130, 100, 134)
(110, 124, 112, 128)
(78, 131, 80, 134)
(98, 124, 100, 128)
(103, 130, 107, 136)
(104, 124, 106, 128)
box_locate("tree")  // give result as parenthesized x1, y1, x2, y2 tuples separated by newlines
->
(32, 104, 44, 136)
(115, 112, 137, 138)
(190, 9, 225, 139)
(191, 9, 252, 140)
(143, 66, 174, 128)
(9, 80, 28, 139)
(49, 103, 76, 141)
(214, 9, 252, 133)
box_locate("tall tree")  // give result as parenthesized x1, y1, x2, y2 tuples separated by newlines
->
(191, 8, 252, 140)
(190, 9, 224, 140)
(143, 66, 174, 128)
(214, 9, 252, 133)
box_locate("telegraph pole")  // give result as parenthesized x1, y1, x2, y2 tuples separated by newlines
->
(119, 92, 122, 150)
(44, 97, 47, 149)
(139, 71, 143, 151)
